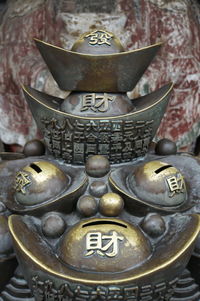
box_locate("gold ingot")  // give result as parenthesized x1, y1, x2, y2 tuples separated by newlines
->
(58, 218, 151, 273)
(22, 83, 173, 164)
(14, 161, 69, 206)
(34, 35, 162, 92)
(9, 214, 200, 285)
(71, 30, 124, 55)
(99, 192, 124, 216)
(129, 161, 187, 207)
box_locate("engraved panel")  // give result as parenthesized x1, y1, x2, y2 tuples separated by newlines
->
(84, 31, 114, 46)
(41, 118, 154, 164)
(31, 275, 178, 301)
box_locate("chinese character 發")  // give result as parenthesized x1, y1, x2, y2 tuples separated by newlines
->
(85, 231, 124, 258)
(85, 30, 113, 45)
(15, 171, 31, 194)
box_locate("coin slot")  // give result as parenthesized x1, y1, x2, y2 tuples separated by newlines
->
(30, 163, 42, 173)
(82, 220, 127, 228)
(155, 165, 172, 174)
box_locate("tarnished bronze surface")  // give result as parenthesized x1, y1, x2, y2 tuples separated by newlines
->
(14, 161, 69, 205)
(0, 30, 200, 301)
(58, 217, 152, 272)
(22, 83, 173, 164)
(8, 213, 200, 285)
(1, 156, 87, 215)
(34, 34, 162, 92)
(129, 161, 187, 207)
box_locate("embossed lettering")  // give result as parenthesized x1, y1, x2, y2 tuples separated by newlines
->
(85, 30, 113, 46)
(85, 231, 124, 257)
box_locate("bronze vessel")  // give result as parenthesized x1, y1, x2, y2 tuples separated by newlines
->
(0, 29, 200, 301)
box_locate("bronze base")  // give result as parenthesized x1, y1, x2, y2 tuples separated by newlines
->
(0, 266, 34, 301)
(0, 267, 199, 301)
(170, 269, 200, 301)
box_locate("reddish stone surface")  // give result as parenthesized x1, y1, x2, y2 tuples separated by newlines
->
(119, 0, 200, 149)
(0, 0, 64, 145)
(0, 0, 199, 150)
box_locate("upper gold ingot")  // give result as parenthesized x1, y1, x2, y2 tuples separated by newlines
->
(34, 36, 162, 92)
(21, 30, 172, 165)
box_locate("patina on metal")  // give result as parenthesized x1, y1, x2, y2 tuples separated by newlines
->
(22, 83, 173, 165)
(34, 30, 162, 92)
(0, 30, 200, 301)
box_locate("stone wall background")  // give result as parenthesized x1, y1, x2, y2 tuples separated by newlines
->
(0, 0, 199, 150)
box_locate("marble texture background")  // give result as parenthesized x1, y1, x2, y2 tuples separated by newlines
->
(0, 0, 199, 150)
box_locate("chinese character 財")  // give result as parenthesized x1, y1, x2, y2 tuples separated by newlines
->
(166, 173, 186, 197)
(85, 231, 124, 258)
(81, 93, 115, 113)
(85, 30, 113, 45)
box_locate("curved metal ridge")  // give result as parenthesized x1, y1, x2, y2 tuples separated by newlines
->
(22, 83, 173, 120)
(9, 214, 200, 285)
(22, 83, 173, 164)
(34, 38, 162, 92)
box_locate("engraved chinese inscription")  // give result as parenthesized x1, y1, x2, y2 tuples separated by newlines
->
(41, 117, 154, 164)
(85, 231, 124, 257)
(81, 93, 116, 112)
(32, 275, 178, 301)
(85, 30, 113, 45)
(166, 173, 186, 197)
(15, 171, 31, 194)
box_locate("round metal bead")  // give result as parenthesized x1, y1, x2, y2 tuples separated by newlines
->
(141, 213, 166, 237)
(155, 138, 177, 156)
(89, 181, 108, 197)
(77, 195, 98, 217)
(99, 192, 124, 216)
(85, 155, 110, 178)
(42, 212, 66, 238)
(23, 139, 46, 157)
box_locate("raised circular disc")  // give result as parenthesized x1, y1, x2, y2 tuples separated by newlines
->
(58, 218, 151, 272)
